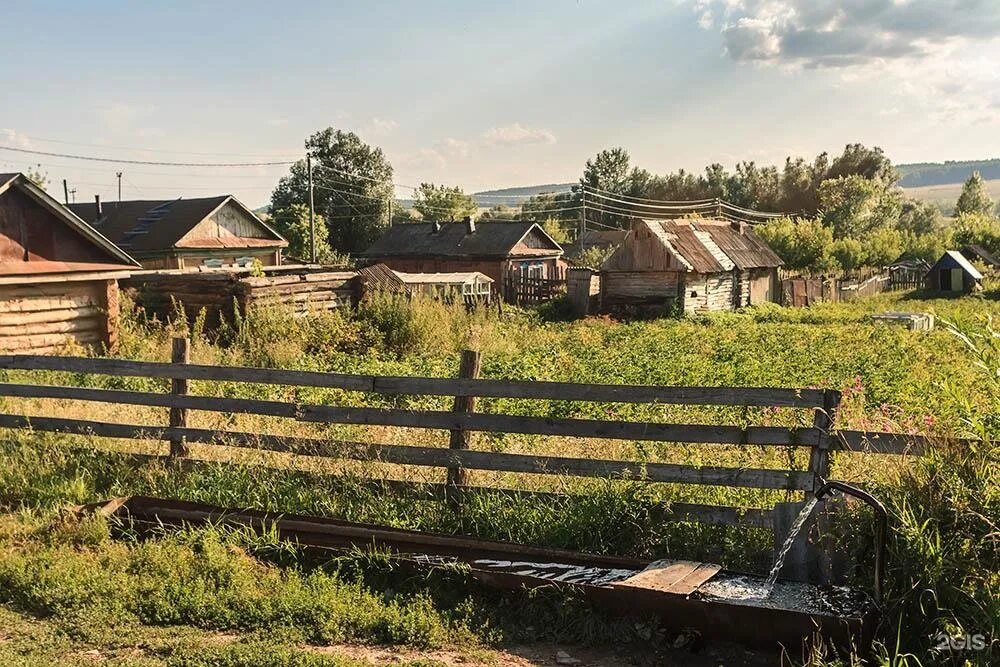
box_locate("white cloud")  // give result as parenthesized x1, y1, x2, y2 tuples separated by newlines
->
(364, 117, 398, 137)
(482, 123, 556, 146)
(440, 137, 470, 158)
(399, 147, 446, 171)
(0, 128, 33, 149)
(689, 0, 1000, 121)
(95, 102, 155, 130)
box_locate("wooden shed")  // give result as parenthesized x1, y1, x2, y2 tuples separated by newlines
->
(0, 173, 139, 353)
(362, 218, 564, 301)
(600, 218, 783, 315)
(69, 195, 287, 270)
(925, 251, 982, 294)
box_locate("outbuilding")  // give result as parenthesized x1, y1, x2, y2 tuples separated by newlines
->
(0, 173, 139, 353)
(362, 218, 564, 301)
(600, 218, 783, 315)
(69, 195, 287, 270)
(925, 250, 983, 294)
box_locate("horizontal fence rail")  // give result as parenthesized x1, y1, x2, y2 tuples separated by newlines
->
(0, 344, 940, 535)
(0, 355, 827, 407)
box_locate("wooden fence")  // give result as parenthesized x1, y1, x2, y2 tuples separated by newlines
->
(504, 266, 567, 305)
(0, 341, 933, 537)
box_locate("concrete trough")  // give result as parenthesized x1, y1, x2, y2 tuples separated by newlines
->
(79, 496, 877, 651)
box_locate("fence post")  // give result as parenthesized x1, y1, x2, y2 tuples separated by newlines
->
(809, 389, 841, 491)
(168, 336, 191, 459)
(447, 349, 481, 497)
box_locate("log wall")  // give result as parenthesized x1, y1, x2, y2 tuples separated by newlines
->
(0, 279, 114, 354)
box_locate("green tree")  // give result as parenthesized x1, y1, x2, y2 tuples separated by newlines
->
(825, 143, 898, 184)
(818, 175, 902, 239)
(755, 217, 835, 272)
(271, 128, 393, 255)
(897, 198, 942, 236)
(581, 147, 634, 194)
(829, 238, 865, 271)
(479, 204, 520, 221)
(411, 183, 477, 221)
(953, 212, 1000, 255)
(268, 204, 337, 263)
(25, 164, 48, 189)
(955, 171, 995, 216)
(864, 227, 904, 267)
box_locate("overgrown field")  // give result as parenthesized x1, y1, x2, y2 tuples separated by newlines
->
(0, 291, 998, 665)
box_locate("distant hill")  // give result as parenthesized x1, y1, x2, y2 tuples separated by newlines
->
(896, 159, 1000, 187)
(471, 183, 574, 207)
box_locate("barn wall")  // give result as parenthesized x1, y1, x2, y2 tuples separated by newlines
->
(683, 272, 735, 313)
(0, 186, 111, 264)
(600, 271, 681, 307)
(0, 279, 113, 354)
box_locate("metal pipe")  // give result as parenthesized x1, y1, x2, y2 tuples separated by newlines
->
(814, 480, 887, 605)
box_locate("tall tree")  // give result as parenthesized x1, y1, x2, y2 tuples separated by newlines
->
(271, 128, 393, 255)
(267, 204, 337, 263)
(411, 183, 477, 221)
(818, 175, 902, 239)
(955, 171, 995, 216)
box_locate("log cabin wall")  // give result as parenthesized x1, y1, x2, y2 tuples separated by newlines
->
(0, 279, 116, 354)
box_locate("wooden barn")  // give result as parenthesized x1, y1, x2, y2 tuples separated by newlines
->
(362, 218, 564, 299)
(600, 218, 783, 315)
(69, 195, 286, 270)
(0, 173, 139, 353)
(925, 250, 982, 294)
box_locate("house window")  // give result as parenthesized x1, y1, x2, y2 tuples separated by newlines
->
(235, 256, 255, 267)
(202, 259, 223, 268)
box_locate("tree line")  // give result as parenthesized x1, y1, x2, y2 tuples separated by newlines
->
(265, 126, 999, 273)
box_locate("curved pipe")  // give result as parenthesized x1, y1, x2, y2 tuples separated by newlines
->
(815, 480, 887, 605)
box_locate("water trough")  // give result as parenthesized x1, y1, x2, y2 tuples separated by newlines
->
(78, 495, 879, 650)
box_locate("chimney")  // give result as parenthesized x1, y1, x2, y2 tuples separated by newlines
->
(464, 215, 475, 234)
(432, 221, 442, 234)
(94, 195, 103, 222)
(730, 220, 745, 234)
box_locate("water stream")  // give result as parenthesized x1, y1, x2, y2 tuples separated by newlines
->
(764, 496, 819, 592)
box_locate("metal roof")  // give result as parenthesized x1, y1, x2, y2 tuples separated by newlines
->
(68, 196, 285, 253)
(933, 250, 983, 281)
(363, 221, 562, 259)
(640, 219, 783, 273)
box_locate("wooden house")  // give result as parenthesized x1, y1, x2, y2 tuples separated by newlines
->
(600, 218, 783, 314)
(362, 218, 564, 299)
(0, 173, 139, 353)
(925, 251, 982, 294)
(69, 195, 286, 270)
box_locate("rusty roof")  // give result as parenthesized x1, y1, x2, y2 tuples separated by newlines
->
(642, 219, 782, 273)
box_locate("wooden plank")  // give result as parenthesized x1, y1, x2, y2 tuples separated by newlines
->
(0, 383, 298, 417)
(0, 316, 103, 337)
(299, 405, 819, 446)
(0, 414, 811, 490)
(0, 355, 824, 407)
(611, 560, 722, 594)
(832, 430, 928, 456)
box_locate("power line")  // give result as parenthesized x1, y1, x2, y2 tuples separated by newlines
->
(581, 184, 716, 205)
(584, 188, 718, 211)
(0, 144, 295, 167)
(17, 134, 299, 159)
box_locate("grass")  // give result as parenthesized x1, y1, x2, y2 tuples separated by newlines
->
(902, 179, 1000, 213)
(0, 290, 998, 664)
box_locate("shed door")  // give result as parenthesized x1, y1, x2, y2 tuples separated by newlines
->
(951, 268, 964, 291)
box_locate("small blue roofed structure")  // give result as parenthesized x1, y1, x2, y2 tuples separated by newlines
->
(925, 250, 983, 294)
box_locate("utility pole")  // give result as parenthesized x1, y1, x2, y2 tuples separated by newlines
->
(69, 188, 77, 204)
(578, 185, 586, 240)
(387, 194, 393, 227)
(307, 154, 316, 264)
(116, 172, 123, 206)
(63, 179, 69, 205)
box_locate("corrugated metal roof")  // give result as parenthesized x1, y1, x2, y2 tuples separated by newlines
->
(396, 270, 493, 285)
(936, 250, 983, 280)
(647, 221, 725, 273)
(640, 219, 782, 273)
(363, 221, 562, 259)
(698, 220, 784, 269)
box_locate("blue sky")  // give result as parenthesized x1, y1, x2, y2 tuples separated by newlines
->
(2, 1, 999, 207)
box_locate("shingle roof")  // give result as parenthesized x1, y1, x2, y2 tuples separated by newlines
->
(67, 196, 284, 253)
(363, 221, 562, 259)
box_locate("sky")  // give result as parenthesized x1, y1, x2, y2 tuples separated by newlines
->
(1, 0, 999, 208)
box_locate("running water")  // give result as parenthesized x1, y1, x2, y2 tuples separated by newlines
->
(764, 496, 819, 592)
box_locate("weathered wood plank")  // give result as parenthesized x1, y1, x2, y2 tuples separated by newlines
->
(0, 414, 811, 490)
(0, 355, 825, 407)
(0, 383, 298, 417)
(299, 405, 818, 446)
(832, 430, 928, 456)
